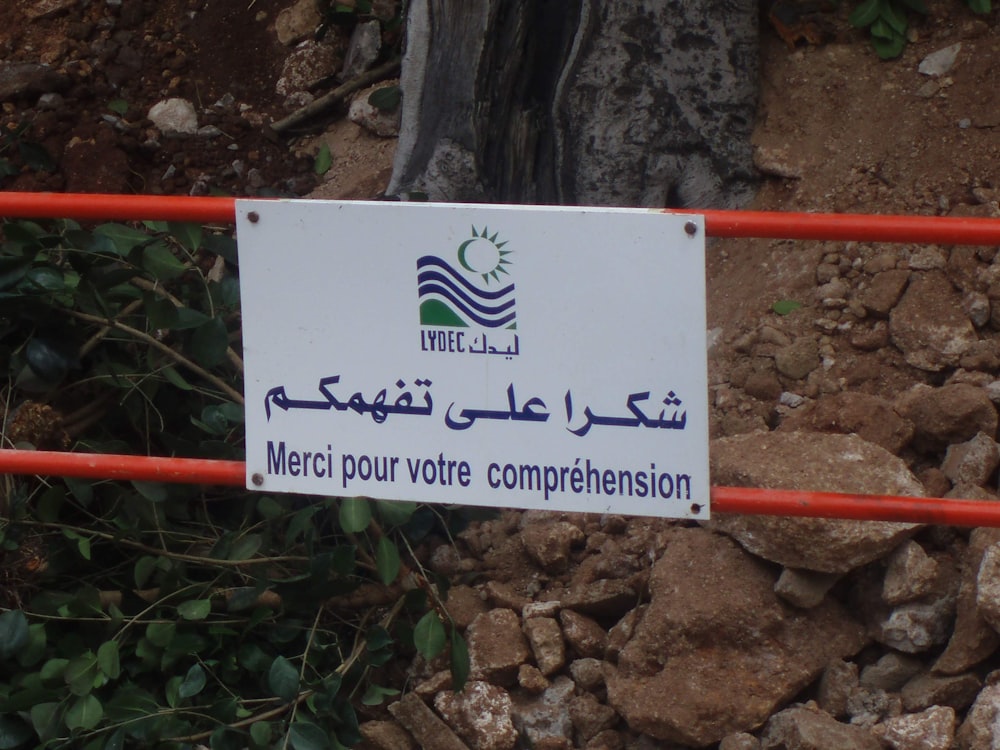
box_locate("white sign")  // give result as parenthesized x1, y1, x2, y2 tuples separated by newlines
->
(237, 200, 709, 519)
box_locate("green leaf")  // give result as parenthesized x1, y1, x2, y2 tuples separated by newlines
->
(108, 99, 129, 116)
(314, 143, 332, 176)
(375, 537, 401, 585)
(368, 85, 401, 112)
(250, 721, 273, 748)
(104, 728, 125, 750)
(0, 611, 29, 660)
(872, 28, 906, 58)
(847, 0, 886, 29)
(898, 0, 928, 11)
(878, 1, 908, 35)
(257, 495, 285, 521)
(450, 628, 470, 692)
(413, 611, 446, 660)
(167, 222, 203, 252)
(161, 365, 194, 391)
(189, 316, 229, 367)
(173, 306, 211, 330)
(40, 658, 70, 682)
(97, 641, 120, 679)
(288, 722, 330, 750)
(131, 480, 168, 502)
(360, 684, 399, 706)
(772, 299, 803, 316)
(93, 223, 152, 255)
(210, 727, 244, 750)
(64, 651, 100, 696)
(376, 499, 417, 527)
(28, 702, 61, 743)
(141, 241, 188, 281)
(966, 0, 990, 10)
(339, 497, 371, 533)
(133, 555, 159, 588)
(849, 0, 883, 26)
(65, 694, 103, 731)
(229, 533, 263, 561)
(146, 621, 176, 649)
(0, 714, 34, 749)
(268, 656, 299, 703)
(178, 664, 207, 698)
(178, 599, 212, 621)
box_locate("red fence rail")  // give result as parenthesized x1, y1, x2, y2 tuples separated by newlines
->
(2, 192, 1000, 526)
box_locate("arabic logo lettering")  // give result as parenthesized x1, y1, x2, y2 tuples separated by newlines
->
(417, 226, 516, 329)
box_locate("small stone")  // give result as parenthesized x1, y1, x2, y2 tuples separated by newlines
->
(883, 541, 939, 605)
(518, 664, 549, 693)
(276, 40, 339, 97)
(342, 20, 383, 79)
(942, 432, 1000, 487)
(964, 292, 991, 327)
(779, 391, 805, 408)
(349, 82, 402, 137)
(720, 733, 761, 750)
(585, 729, 625, 750)
(901, 671, 982, 712)
(358, 719, 417, 750)
(388, 693, 471, 750)
(860, 269, 910, 315)
(959, 118, 972, 130)
(559, 610, 608, 659)
(569, 694, 618, 743)
(434, 682, 517, 750)
(275, 0, 322, 46)
(877, 598, 955, 653)
(872, 705, 955, 750)
(976, 543, 1000, 633)
(560, 580, 635, 617)
(774, 338, 819, 379)
(467, 609, 532, 685)
(520, 520, 585, 573)
(818, 660, 859, 719)
(859, 653, 923, 692)
(510, 676, 575, 747)
(147, 98, 198, 135)
(919, 43, 962, 77)
(569, 658, 605, 691)
(523, 617, 566, 677)
(774, 568, 840, 608)
(845, 686, 902, 728)
(760, 705, 881, 749)
(955, 681, 1000, 749)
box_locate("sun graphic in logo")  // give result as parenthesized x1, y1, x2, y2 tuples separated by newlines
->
(457, 226, 512, 284)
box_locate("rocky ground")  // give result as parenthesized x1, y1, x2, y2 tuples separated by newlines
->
(3, 0, 1000, 748)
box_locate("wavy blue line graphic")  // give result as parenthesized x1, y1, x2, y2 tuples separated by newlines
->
(417, 256, 516, 328)
(417, 257, 514, 299)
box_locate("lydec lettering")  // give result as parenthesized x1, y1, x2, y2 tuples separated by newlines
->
(420, 329, 465, 353)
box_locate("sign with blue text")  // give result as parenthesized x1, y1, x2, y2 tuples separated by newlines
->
(237, 200, 709, 519)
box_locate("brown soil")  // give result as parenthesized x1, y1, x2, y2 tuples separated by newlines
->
(0, 0, 392, 198)
(709, 2, 999, 468)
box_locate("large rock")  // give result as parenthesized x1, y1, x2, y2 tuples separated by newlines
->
(956, 679, 1000, 750)
(895, 383, 998, 453)
(871, 706, 955, 750)
(777, 392, 914, 455)
(890, 271, 978, 371)
(434, 682, 517, 750)
(604, 528, 867, 746)
(934, 528, 1000, 674)
(709, 431, 924, 573)
(759, 704, 880, 750)
(466, 609, 532, 685)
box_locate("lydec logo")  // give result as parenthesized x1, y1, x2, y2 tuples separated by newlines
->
(417, 227, 520, 358)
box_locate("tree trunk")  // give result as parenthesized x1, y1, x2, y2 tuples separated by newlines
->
(388, 0, 759, 208)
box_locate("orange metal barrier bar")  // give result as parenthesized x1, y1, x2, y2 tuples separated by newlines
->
(1, 449, 999, 527)
(0, 193, 999, 244)
(0, 192, 237, 224)
(0, 449, 245, 486)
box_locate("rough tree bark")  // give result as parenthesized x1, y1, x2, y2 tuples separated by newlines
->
(388, 0, 759, 208)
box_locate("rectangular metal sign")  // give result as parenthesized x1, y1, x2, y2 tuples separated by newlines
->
(237, 200, 709, 519)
